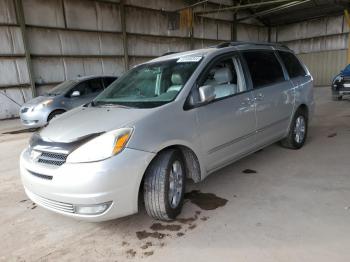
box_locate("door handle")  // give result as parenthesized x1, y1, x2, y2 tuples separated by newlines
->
(255, 93, 264, 101)
(241, 97, 252, 106)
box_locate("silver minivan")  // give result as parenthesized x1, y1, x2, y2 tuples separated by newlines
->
(20, 42, 314, 221)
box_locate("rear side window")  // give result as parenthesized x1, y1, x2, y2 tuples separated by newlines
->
(243, 51, 285, 88)
(278, 51, 306, 78)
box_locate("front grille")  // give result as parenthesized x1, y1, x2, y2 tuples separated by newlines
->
(26, 190, 75, 214)
(38, 152, 68, 166)
(21, 107, 29, 113)
(27, 169, 53, 180)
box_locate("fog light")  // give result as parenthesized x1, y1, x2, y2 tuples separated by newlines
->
(74, 202, 112, 215)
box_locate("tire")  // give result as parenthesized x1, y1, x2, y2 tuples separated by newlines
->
(281, 109, 308, 150)
(47, 110, 65, 122)
(332, 95, 342, 101)
(143, 149, 186, 221)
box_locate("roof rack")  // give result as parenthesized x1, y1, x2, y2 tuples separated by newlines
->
(215, 41, 290, 49)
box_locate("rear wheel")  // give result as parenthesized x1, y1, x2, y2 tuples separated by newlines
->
(281, 109, 308, 149)
(47, 110, 65, 122)
(143, 149, 186, 221)
(332, 95, 342, 101)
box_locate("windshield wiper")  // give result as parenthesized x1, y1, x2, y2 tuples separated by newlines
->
(92, 101, 132, 109)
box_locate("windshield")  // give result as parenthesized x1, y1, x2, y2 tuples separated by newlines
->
(343, 64, 350, 75)
(93, 58, 201, 108)
(44, 80, 76, 96)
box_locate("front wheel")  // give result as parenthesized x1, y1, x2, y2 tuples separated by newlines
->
(332, 95, 342, 101)
(143, 149, 186, 221)
(281, 109, 308, 149)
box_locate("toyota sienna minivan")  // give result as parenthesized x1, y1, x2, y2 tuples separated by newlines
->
(20, 42, 314, 221)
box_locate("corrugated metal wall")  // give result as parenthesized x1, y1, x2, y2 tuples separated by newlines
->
(0, 0, 267, 120)
(272, 15, 349, 86)
(298, 50, 348, 86)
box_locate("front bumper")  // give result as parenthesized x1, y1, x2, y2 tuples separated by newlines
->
(20, 147, 155, 221)
(19, 107, 49, 128)
(332, 81, 350, 96)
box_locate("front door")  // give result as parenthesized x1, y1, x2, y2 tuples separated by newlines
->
(64, 78, 103, 109)
(195, 54, 257, 174)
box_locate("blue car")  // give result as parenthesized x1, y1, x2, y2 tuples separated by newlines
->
(332, 64, 350, 100)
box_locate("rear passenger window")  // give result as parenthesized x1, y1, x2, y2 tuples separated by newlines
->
(200, 56, 246, 100)
(278, 51, 306, 78)
(243, 51, 285, 88)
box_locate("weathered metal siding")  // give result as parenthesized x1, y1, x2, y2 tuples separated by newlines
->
(0, 0, 267, 120)
(0, 0, 32, 119)
(273, 15, 349, 86)
(298, 50, 347, 86)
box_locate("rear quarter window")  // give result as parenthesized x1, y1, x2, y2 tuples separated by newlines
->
(242, 51, 285, 88)
(278, 51, 306, 78)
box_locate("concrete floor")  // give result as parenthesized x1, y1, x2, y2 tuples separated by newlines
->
(1, 86, 350, 262)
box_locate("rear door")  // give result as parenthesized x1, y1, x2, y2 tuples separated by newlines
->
(242, 50, 294, 147)
(194, 53, 256, 174)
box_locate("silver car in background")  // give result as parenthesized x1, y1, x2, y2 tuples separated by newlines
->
(20, 42, 314, 222)
(19, 76, 117, 128)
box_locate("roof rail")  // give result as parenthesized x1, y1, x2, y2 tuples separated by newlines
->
(161, 51, 179, 56)
(215, 41, 290, 49)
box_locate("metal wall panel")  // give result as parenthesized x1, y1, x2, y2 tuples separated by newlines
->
(237, 24, 268, 41)
(0, 0, 17, 24)
(22, 0, 65, 28)
(0, 26, 24, 55)
(194, 39, 221, 49)
(0, 87, 31, 119)
(218, 22, 232, 41)
(276, 15, 346, 42)
(128, 35, 190, 57)
(129, 57, 152, 68)
(125, 7, 188, 37)
(0, 58, 29, 86)
(32, 57, 65, 84)
(194, 18, 218, 40)
(125, 0, 183, 10)
(298, 50, 347, 86)
(64, 0, 121, 32)
(27, 28, 124, 56)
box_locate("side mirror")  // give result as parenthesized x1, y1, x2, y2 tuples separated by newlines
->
(71, 90, 80, 97)
(198, 85, 216, 104)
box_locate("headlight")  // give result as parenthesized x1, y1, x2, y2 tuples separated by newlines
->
(66, 128, 133, 163)
(32, 99, 53, 111)
(334, 75, 343, 82)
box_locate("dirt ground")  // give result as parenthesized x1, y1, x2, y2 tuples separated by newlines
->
(1, 86, 350, 262)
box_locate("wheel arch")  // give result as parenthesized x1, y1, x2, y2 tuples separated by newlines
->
(47, 109, 66, 122)
(297, 103, 309, 117)
(137, 144, 202, 209)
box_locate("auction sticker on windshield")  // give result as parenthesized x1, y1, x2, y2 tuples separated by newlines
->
(177, 56, 202, 63)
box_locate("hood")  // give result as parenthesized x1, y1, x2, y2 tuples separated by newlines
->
(39, 106, 153, 143)
(23, 95, 55, 107)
